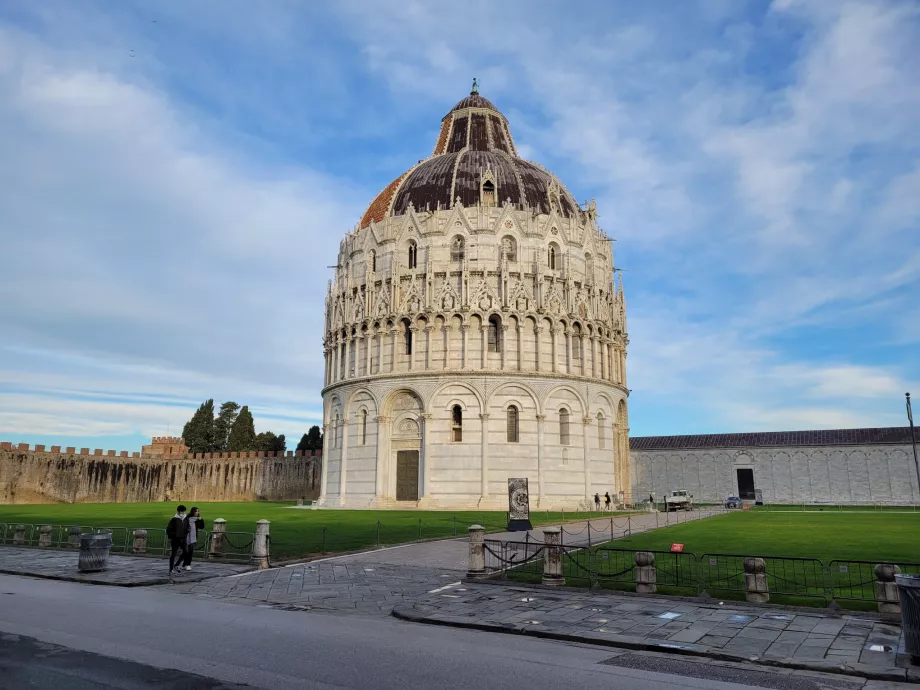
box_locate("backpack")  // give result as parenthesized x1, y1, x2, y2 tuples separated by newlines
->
(166, 516, 181, 540)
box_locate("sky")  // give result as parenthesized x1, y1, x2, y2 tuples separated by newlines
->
(0, 0, 918, 452)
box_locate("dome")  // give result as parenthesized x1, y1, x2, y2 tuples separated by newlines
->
(360, 87, 581, 228)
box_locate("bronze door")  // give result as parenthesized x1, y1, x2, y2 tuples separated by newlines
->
(396, 450, 419, 501)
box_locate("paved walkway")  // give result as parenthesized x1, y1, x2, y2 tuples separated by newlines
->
(393, 583, 910, 683)
(0, 547, 252, 586)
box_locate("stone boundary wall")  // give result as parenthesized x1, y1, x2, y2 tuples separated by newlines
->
(0, 442, 322, 505)
(630, 440, 918, 505)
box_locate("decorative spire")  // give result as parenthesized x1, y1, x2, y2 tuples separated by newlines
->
(471, 77, 479, 94)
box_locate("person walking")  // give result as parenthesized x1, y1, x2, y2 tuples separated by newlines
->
(166, 505, 189, 576)
(604, 492, 611, 511)
(183, 506, 204, 571)
(594, 493, 601, 511)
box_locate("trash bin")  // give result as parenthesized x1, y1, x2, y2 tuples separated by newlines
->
(896, 574, 920, 660)
(78, 531, 113, 573)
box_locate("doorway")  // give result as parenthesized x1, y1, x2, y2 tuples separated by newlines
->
(736, 468, 755, 500)
(396, 450, 420, 501)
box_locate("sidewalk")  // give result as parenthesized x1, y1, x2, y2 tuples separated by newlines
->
(0, 547, 252, 586)
(392, 581, 914, 683)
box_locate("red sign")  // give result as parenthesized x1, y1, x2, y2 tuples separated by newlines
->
(670, 543, 684, 552)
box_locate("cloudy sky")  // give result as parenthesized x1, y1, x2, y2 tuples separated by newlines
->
(0, 0, 918, 452)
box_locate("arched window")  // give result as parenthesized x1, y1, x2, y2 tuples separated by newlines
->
(408, 241, 417, 269)
(403, 319, 412, 355)
(361, 409, 368, 446)
(572, 325, 582, 360)
(502, 236, 517, 262)
(451, 405, 463, 442)
(482, 179, 496, 207)
(597, 412, 605, 449)
(487, 315, 501, 353)
(559, 408, 570, 446)
(507, 405, 519, 443)
(548, 243, 559, 270)
(451, 236, 465, 262)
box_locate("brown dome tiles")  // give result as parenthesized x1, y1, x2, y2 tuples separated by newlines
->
(446, 115, 468, 153)
(433, 118, 452, 156)
(490, 116, 513, 155)
(360, 171, 409, 228)
(447, 92, 498, 116)
(455, 151, 522, 207)
(391, 152, 461, 215)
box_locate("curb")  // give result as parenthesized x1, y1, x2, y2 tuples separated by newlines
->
(0, 566, 252, 588)
(391, 606, 913, 684)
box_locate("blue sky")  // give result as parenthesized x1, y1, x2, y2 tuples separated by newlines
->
(0, 0, 918, 452)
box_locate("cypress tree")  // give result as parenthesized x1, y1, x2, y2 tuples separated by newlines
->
(227, 405, 256, 451)
(214, 401, 240, 451)
(182, 399, 216, 453)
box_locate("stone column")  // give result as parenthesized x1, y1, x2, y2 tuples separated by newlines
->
(743, 557, 769, 603)
(421, 413, 433, 498)
(551, 326, 558, 373)
(443, 324, 451, 369)
(425, 326, 434, 370)
(332, 339, 340, 382)
(500, 326, 508, 370)
(389, 328, 397, 372)
(461, 324, 470, 369)
(580, 337, 587, 377)
(591, 336, 598, 378)
(376, 331, 383, 374)
(542, 527, 564, 586)
(536, 414, 546, 507)
(480, 325, 488, 370)
(318, 422, 330, 503)
(516, 326, 523, 371)
(344, 336, 352, 379)
(467, 525, 486, 578)
(635, 551, 657, 593)
(582, 417, 592, 502)
(534, 325, 542, 372)
(365, 331, 373, 376)
(38, 525, 52, 547)
(375, 416, 391, 500)
(338, 419, 349, 505)
(252, 520, 270, 570)
(875, 564, 901, 615)
(131, 529, 148, 554)
(479, 413, 490, 501)
(208, 518, 227, 559)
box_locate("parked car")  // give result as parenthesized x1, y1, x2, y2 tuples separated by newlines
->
(725, 496, 742, 509)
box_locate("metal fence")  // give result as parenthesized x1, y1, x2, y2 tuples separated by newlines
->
(558, 508, 729, 547)
(488, 541, 912, 609)
(0, 522, 255, 563)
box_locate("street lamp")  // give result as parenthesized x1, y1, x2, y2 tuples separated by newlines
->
(908, 393, 920, 504)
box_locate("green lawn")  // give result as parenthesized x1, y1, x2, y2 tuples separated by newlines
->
(0, 501, 624, 560)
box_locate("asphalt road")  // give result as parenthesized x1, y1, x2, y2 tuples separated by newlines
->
(0, 574, 883, 690)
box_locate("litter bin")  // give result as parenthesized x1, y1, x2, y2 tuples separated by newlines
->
(78, 531, 113, 573)
(896, 574, 920, 660)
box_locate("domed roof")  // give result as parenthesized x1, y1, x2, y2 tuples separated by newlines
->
(360, 85, 580, 229)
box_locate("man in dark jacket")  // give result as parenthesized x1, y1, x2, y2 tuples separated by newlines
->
(166, 505, 189, 576)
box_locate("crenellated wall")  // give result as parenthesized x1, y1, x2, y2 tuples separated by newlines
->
(0, 442, 322, 505)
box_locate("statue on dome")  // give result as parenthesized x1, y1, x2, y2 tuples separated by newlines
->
(471, 77, 479, 94)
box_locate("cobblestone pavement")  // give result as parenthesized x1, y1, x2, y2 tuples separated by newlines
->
(0, 547, 252, 586)
(393, 583, 910, 682)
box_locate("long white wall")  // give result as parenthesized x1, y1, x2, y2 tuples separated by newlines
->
(631, 444, 920, 504)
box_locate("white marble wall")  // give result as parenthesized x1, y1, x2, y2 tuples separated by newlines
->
(631, 444, 920, 504)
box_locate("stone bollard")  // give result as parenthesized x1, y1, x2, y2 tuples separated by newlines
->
(744, 557, 770, 603)
(38, 525, 52, 548)
(67, 526, 81, 549)
(132, 529, 148, 554)
(542, 527, 565, 586)
(12, 524, 26, 545)
(467, 524, 486, 578)
(635, 551, 657, 594)
(874, 564, 901, 615)
(208, 518, 227, 559)
(296, 499, 304, 507)
(252, 520, 270, 570)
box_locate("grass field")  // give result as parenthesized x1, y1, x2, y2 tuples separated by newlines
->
(506, 510, 920, 609)
(0, 502, 624, 560)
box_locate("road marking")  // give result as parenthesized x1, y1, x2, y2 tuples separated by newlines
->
(427, 581, 461, 594)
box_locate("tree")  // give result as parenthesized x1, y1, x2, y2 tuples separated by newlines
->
(297, 425, 323, 452)
(256, 431, 286, 453)
(227, 406, 256, 452)
(182, 399, 216, 453)
(214, 401, 240, 451)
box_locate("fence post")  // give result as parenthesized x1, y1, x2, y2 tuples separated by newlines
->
(874, 564, 901, 615)
(635, 551, 657, 594)
(744, 557, 769, 603)
(38, 525, 52, 548)
(322, 526, 327, 554)
(252, 520, 270, 570)
(542, 527, 564, 586)
(453, 515, 457, 536)
(208, 518, 227, 559)
(376, 520, 381, 547)
(67, 526, 81, 549)
(418, 518, 422, 541)
(132, 529, 148, 554)
(12, 524, 25, 545)
(467, 524, 486, 578)
(628, 515, 632, 537)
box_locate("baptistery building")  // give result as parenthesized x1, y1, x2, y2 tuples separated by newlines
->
(318, 84, 630, 509)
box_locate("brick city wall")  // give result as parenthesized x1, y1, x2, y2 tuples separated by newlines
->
(0, 442, 322, 505)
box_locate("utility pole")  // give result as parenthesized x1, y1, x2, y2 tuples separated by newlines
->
(908, 393, 920, 504)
